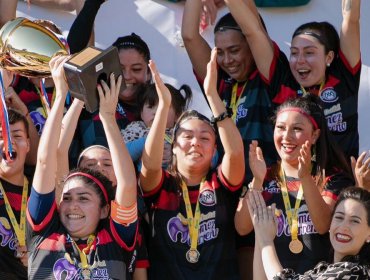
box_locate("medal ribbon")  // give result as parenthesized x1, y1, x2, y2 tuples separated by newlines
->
(0, 178, 29, 246)
(299, 81, 324, 96)
(181, 178, 205, 254)
(0, 72, 14, 160)
(279, 167, 303, 243)
(230, 81, 247, 122)
(164, 133, 172, 144)
(69, 234, 96, 270)
(35, 80, 52, 117)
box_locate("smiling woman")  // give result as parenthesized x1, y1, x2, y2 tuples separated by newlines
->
(26, 55, 138, 280)
(235, 94, 355, 274)
(248, 187, 370, 279)
(139, 51, 245, 279)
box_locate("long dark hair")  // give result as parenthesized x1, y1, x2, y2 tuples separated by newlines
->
(333, 187, 370, 264)
(273, 94, 353, 185)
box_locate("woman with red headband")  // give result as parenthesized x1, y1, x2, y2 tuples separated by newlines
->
(235, 94, 354, 274)
(26, 55, 138, 280)
(224, 0, 361, 161)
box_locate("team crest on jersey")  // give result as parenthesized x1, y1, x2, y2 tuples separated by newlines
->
(199, 189, 216, 206)
(320, 88, 338, 103)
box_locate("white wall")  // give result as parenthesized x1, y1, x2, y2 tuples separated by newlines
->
(16, 0, 370, 152)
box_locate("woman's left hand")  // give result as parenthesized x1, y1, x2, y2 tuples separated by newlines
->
(98, 73, 122, 120)
(298, 140, 312, 179)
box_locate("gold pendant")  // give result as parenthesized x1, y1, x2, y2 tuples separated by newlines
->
(289, 239, 303, 254)
(186, 248, 200, 263)
(81, 268, 91, 279)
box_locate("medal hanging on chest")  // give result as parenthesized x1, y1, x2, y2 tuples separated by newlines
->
(181, 178, 206, 263)
(81, 268, 92, 280)
(66, 234, 96, 279)
(230, 81, 247, 122)
(279, 168, 304, 254)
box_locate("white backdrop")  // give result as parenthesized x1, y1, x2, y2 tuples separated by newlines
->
(16, 0, 370, 152)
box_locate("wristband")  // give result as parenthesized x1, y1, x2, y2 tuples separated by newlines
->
(210, 107, 232, 126)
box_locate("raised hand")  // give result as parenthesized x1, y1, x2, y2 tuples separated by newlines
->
(351, 151, 370, 190)
(298, 140, 312, 179)
(203, 47, 218, 98)
(4, 87, 28, 115)
(249, 140, 266, 185)
(148, 60, 171, 109)
(201, 0, 225, 26)
(247, 190, 277, 245)
(0, 68, 14, 89)
(98, 73, 122, 120)
(49, 55, 70, 97)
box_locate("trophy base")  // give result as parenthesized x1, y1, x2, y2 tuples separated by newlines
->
(64, 46, 123, 113)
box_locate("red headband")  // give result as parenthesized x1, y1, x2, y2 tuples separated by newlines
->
(278, 108, 319, 130)
(66, 172, 109, 204)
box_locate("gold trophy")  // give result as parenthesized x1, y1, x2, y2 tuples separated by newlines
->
(0, 17, 68, 78)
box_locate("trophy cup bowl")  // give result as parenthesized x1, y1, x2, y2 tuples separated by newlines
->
(0, 17, 68, 78)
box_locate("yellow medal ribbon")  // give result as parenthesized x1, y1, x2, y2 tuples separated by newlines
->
(181, 178, 205, 263)
(299, 81, 325, 96)
(66, 234, 96, 278)
(230, 81, 247, 122)
(0, 177, 28, 247)
(279, 168, 303, 252)
(164, 133, 172, 145)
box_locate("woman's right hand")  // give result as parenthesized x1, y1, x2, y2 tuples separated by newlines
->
(148, 60, 171, 109)
(249, 140, 266, 184)
(247, 190, 277, 245)
(351, 151, 370, 190)
(49, 55, 70, 96)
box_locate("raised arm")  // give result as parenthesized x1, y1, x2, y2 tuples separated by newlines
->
(55, 98, 84, 199)
(140, 61, 172, 192)
(204, 48, 244, 186)
(298, 141, 335, 234)
(98, 74, 137, 207)
(32, 55, 69, 194)
(340, 0, 361, 67)
(224, 0, 274, 79)
(0, 0, 17, 28)
(181, 0, 212, 80)
(235, 140, 266, 235)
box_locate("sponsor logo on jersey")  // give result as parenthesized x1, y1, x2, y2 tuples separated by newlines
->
(320, 88, 338, 103)
(199, 190, 216, 206)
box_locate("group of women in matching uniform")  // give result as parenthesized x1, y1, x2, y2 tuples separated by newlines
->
(0, 0, 369, 279)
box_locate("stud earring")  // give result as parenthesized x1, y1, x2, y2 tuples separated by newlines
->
(367, 240, 370, 243)
(327, 63, 330, 67)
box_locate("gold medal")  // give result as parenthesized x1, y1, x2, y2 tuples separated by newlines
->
(289, 239, 303, 254)
(81, 268, 91, 279)
(186, 248, 200, 263)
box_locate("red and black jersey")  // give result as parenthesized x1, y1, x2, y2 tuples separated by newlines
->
(267, 43, 361, 160)
(0, 179, 28, 280)
(196, 59, 287, 182)
(27, 201, 136, 280)
(143, 168, 241, 280)
(262, 168, 353, 274)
